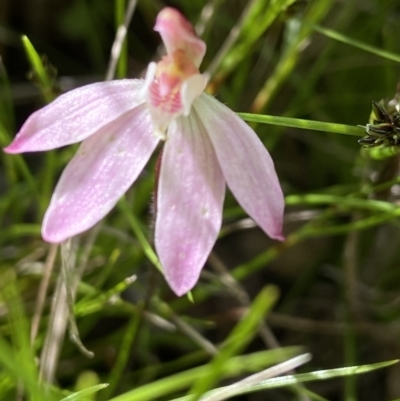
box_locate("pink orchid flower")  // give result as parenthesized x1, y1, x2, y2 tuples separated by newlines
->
(4, 8, 284, 296)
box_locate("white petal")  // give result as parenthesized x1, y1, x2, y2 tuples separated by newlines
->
(181, 74, 209, 116)
(140, 62, 157, 99)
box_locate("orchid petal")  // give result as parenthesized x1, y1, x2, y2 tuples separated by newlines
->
(154, 7, 206, 68)
(181, 74, 209, 116)
(4, 80, 145, 153)
(42, 104, 158, 243)
(155, 113, 225, 296)
(141, 62, 157, 99)
(194, 94, 285, 241)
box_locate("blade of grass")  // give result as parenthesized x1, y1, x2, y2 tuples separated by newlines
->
(0, 121, 40, 199)
(21, 35, 55, 103)
(118, 196, 163, 273)
(0, 224, 41, 244)
(285, 194, 396, 212)
(114, 0, 128, 79)
(0, 336, 48, 401)
(299, 209, 400, 237)
(188, 286, 279, 401)
(239, 360, 399, 394)
(0, 58, 14, 132)
(210, 0, 297, 79)
(198, 353, 312, 401)
(61, 240, 94, 358)
(21, 35, 58, 216)
(60, 384, 109, 401)
(100, 315, 140, 400)
(251, 0, 334, 112)
(286, 1, 357, 118)
(173, 359, 398, 400)
(0, 269, 58, 401)
(313, 24, 400, 64)
(74, 275, 137, 318)
(171, 354, 311, 401)
(107, 348, 300, 401)
(239, 113, 365, 136)
(105, 0, 138, 81)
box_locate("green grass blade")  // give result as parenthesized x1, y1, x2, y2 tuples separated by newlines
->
(188, 286, 279, 400)
(0, 121, 39, 198)
(239, 113, 364, 136)
(313, 24, 400, 64)
(115, 0, 128, 79)
(172, 359, 398, 400)
(212, 0, 297, 78)
(241, 360, 399, 394)
(107, 348, 300, 401)
(0, 59, 15, 132)
(74, 275, 137, 317)
(118, 196, 163, 273)
(300, 209, 400, 237)
(20, 36, 59, 214)
(251, 0, 334, 112)
(0, 270, 58, 401)
(285, 194, 396, 212)
(100, 315, 140, 400)
(21, 35, 55, 102)
(60, 384, 109, 401)
(0, 224, 41, 244)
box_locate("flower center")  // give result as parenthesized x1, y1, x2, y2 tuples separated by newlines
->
(146, 49, 201, 138)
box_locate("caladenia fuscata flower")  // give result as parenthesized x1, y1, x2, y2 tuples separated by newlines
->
(4, 8, 285, 296)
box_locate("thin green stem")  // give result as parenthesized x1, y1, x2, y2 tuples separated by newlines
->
(239, 113, 364, 136)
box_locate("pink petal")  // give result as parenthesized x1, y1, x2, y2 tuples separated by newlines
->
(4, 80, 145, 153)
(154, 7, 206, 68)
(193, 94, 285, 241)
(155, 113, 225, 296)
(42, 105, 158, 243)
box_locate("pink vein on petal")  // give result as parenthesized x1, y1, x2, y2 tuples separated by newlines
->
(42, 104, 158, 243)
(4, 80, 145, 153)
(193, 94, 285, 241)
(155, 113, 225, 296)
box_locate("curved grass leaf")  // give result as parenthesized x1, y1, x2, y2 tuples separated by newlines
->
(188, 286, 279, 401)
(313, 24, 400, 64)
(60, 384, 109, 401)
(171, 359, 398, 401)
(107, 348, 301, 401)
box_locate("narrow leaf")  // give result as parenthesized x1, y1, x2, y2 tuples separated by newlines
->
(239, 113, 364, 136)
(60, 384, 109, 401)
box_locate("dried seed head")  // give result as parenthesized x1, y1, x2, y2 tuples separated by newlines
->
(359, 99, 400, 148)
